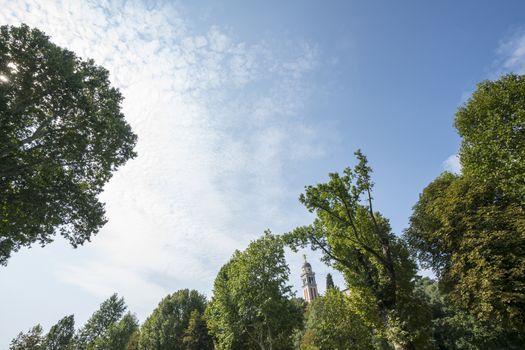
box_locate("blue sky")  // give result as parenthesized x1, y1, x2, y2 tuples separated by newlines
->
(2, 0, 525, 346)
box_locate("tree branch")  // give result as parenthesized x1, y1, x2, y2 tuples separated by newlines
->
(0, 116, 54, 159)
(315, 201, 388, 267)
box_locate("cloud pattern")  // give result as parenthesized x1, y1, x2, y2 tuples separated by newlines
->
(1, 0, 325, 313)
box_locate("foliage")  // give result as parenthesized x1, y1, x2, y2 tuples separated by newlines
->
(325, 273, 335, 290)
(182, 310, 213, 350)
(414, 277, 524, 349)
(405, 173, 525, 333)
(9, 325, 44, 350)
(0, 24, 137, 265)
(44, 315, 75, 350)
(283, 151, 432, 349)
(139, 289, 207, 350)
(298, 289, 374, 350)
(206, 232, 303, 350)
(90, 312, 139, 350)
(75, 294, 127, 349)
(455, 74, 525, 202)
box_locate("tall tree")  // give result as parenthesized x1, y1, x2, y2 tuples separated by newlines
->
(405, 173, 525, 334)
(44, 315, 75, 350)
(206, 232, 303, 350)
(325, 273, 335, 290)
(139, 289, 207, 350)
(182, 310, 213, 350)
(283, 151, 433, 350)
(9, 325, 44, 350)
(90, 312, 139, 350)
(0, 24, 137, 265)
(75, 294, 127, 349)
(455, 74, 525, 202)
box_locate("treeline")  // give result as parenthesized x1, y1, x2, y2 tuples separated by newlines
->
(11, 75, 525, 349)
(11, 75, 525, 350)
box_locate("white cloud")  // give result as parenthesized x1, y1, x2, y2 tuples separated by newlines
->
(1, 0, 325, 321)
(443, 154, 461, 174)
(496, 27, 525, 74)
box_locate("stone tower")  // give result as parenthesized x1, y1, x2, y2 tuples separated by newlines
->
(301, 255, 318, 303)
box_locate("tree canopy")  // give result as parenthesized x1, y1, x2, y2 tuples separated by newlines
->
(405, 172, 525, 333)
(0, 24, 137, 265)
(298, 288, 373, 350)
(206, 232, 303, 350)
(182, 310, 213, 350)
(75, 294, 127, 349)
(9, 325, 44, 350)
(455, 74, 525, 202)
(139, 289, 208, 350)
(43, 315, 75, 350)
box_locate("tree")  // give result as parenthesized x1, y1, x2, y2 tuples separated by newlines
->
(405, 173, 525, 334)
(139, 289, 207, 350)
(325, 273, 335, 290)
(10, 325, 44, 350)
(455, 74, 525, 202)
(44, 315, 75, 350)
(90, 312, 139, 350)
(0, 24, 137, 265)
(182, 310, 213, 350)
(283, 151, 433, 350)
(75, 294, 127, 349)
(414, 277, 524, 349)
(298, 288, 374, 350)
(206, 232, 303, 350)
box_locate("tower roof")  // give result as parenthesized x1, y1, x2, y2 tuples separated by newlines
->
(302, 254, 311, 268)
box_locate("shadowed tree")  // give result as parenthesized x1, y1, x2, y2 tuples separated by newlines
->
(182, 310, 213, 350)
(0, 24, 137, 265)
(44, 315, 75, 350)
(405, 172, 525, 336)
(325, 273, 335, 290)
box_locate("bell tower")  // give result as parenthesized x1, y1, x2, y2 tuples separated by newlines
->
(301, 255, 318, 303)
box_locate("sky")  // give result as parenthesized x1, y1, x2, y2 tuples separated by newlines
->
(2, 0, 525, 346)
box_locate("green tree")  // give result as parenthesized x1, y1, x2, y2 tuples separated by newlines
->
(75, 294, 127, 349)
(182, 310, 213, 350)
(299, 288, 373, 350)
(139, 289, 207, 350)
(325, 273, 335, 290)
(405, 173, 525, 334)
(0, 24, 137, 265)
(414, 277, 524, 349)
(10, 325, 44, 350)
(284, 151, 433, 350)
(91, 312, 139, 350)
(44, 315, 75, 350)
(455, 74, 525, 202)
(206, 232, 303, 350)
